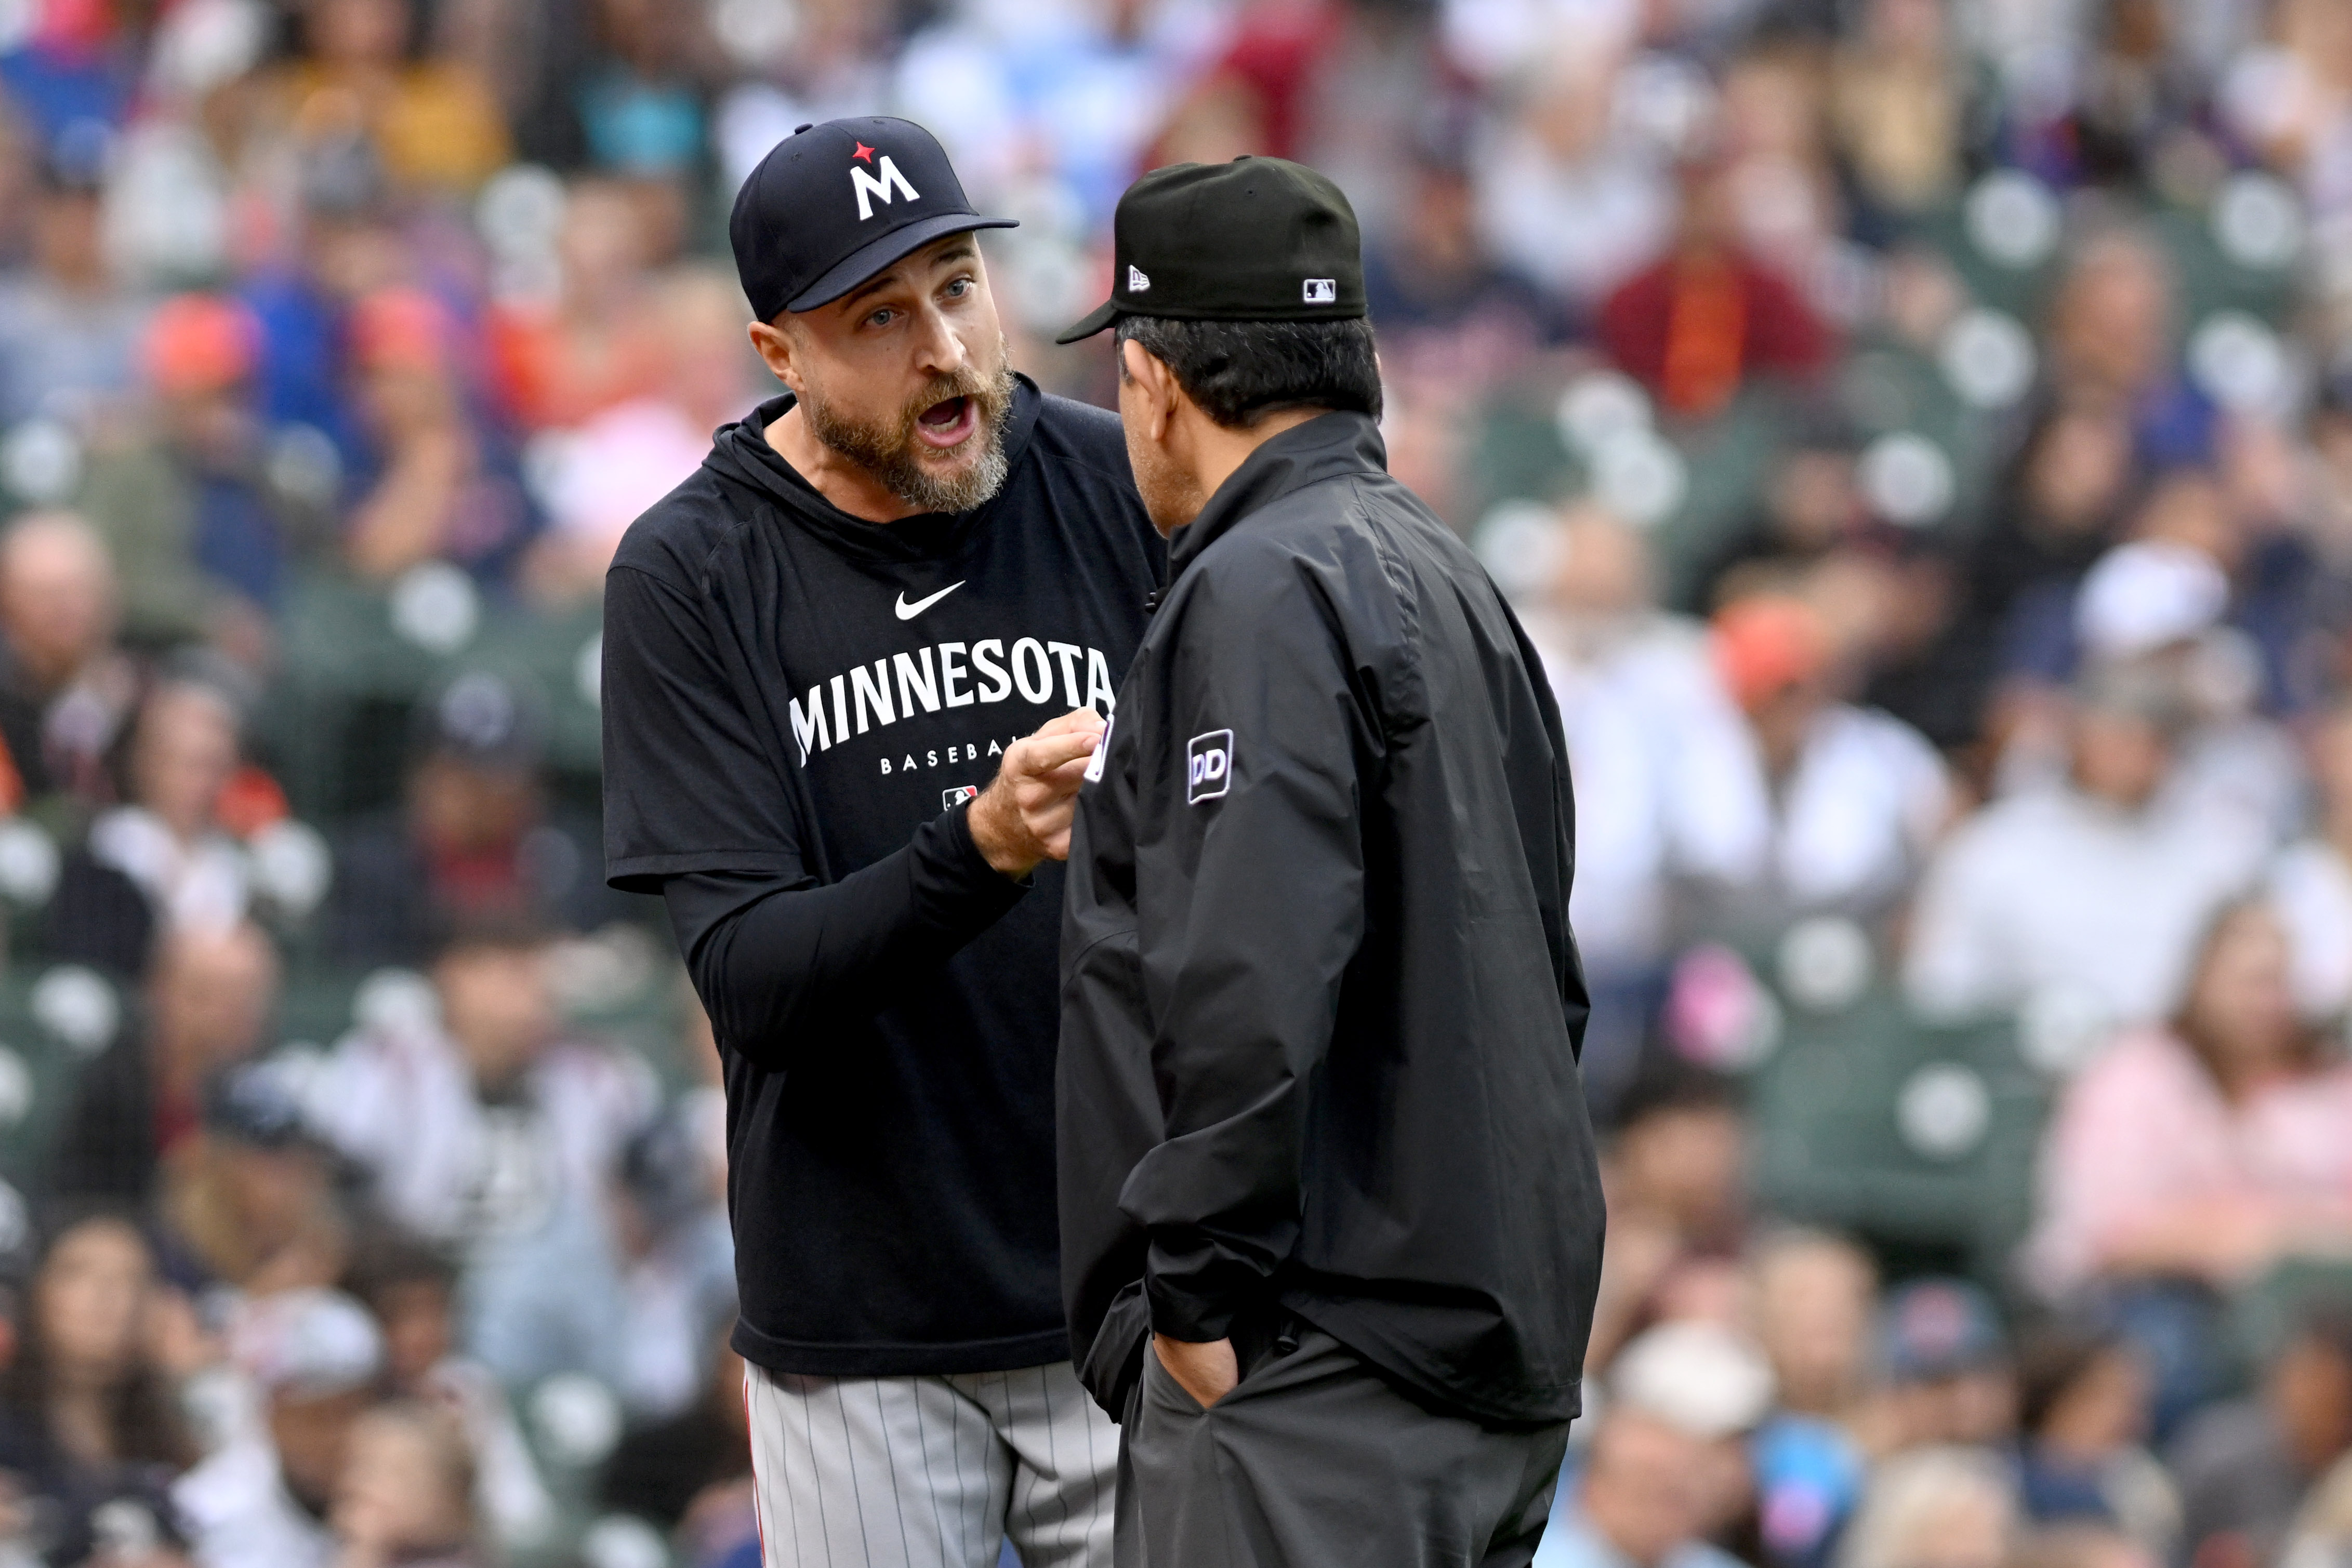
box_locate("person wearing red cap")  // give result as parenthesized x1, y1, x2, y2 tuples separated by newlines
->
(75, 292, 324, 652)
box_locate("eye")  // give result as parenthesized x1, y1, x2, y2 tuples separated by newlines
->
(944, 277, 972, 299)
(865, 308, 895, 328)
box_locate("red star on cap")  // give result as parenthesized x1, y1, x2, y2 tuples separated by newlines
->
(852, 141, 876, 163)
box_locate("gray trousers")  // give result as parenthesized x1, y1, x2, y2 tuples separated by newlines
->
(746, 1358, 1116, 1567)
(1115, 1323, 1570, 1567)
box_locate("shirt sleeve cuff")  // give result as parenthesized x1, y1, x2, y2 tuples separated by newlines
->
(1144, 1269, 1244, 1345)
(907, 802, 1032, 921)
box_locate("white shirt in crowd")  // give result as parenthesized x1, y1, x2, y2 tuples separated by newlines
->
(302, 1022, 655, 1247)
(1904, 786, 2269, 1027)
(1542, 618, 1761, 973)
(1721, 703, 1950, 923)
(2268, 840, 2352, 1021)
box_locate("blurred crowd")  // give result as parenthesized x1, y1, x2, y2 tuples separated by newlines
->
(0, 0, 2336, 1565)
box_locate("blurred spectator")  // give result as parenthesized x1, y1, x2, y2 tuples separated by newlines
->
(1870, 1279, 2016, 1452)
(1826, 0, 1985, 222)
(344, 1235, 553, 1550)
(1748, 1230, 1877, 1568)
(1598, 158, 1833, 421)
(1472, 41, 1678, 317)
(2041, 232, 2212, 470)
(2003, 1524, 2156, 1568)
(2168, 1303, 2352, 1568)
(599, 1324, 749, 1538)
(161, 1061, 347, 1299)
(1527, 504, 1759, 1110)
(1536, 1320, 1776, 1568)
(0, 153, 147, 427)
(1699, 594, 1949, 937)
(2269, 698, 2352, 1020)
(50, 922, 281, 1206)
(0, 510, 134, 813)
(2011, 1325, 2178, 1550)
(1690, 419, 1869, 613)
(0, 1215, 196, 1513)
(519, 264, 761, 604)
(484, 179, 666, 435)
(340, 289, 534, 587)
(55, 679, 252, 975)
(76, 293, 329, 653)
(1834, 1446, 2017, 1568)
(326, 670, 618, 967)
(1589, 1062, 1748, 1370)
(177, 1288, 384, 1568)
(241, 0, 512, 194)
(327, 1401, 482, 1568)
(2026, 900, 2352, 1299)
(610, 1097, 734, 1422)
(1904, 662, 2264, 1027)
(303, 922, 653, 1386)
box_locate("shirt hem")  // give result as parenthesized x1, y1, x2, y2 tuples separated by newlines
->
(731, 1321, 1075, 1379)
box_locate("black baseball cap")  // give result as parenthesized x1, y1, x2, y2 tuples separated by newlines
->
(730, 117, 1018, 323)
(1056, 157, 1365, 343)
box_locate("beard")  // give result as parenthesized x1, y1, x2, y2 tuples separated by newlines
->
(799, 340, 1016, 514)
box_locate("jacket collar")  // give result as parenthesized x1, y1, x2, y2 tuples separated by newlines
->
(1167, 410, 1388, 579)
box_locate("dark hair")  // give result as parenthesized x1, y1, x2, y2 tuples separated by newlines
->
(1114, 315, 1382, 429)
(2014, 1322, 2127, 1437)
(0, 1213, 196, 1473)
(1609, 1056, 1740, 1135)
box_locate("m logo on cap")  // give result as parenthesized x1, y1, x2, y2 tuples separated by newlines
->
(851, 155, 921, 221)
(1303, 278, 1337, 304)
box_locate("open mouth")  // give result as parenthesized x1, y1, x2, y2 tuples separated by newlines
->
(914, 395, 980, 450)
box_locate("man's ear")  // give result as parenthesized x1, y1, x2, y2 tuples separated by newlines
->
(748, 319, 801, 395)
(1119, 339, 1178, 444)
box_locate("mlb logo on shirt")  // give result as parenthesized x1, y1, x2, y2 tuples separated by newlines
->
(1303, 278, 1337, 304)
(1186, 730, 1233, 805)
(943, 785, 979, 810)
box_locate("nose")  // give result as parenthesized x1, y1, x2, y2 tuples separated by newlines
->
(912, 301, 968, 379)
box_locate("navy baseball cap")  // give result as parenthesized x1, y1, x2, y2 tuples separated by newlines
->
(729, 117, 1018, 323)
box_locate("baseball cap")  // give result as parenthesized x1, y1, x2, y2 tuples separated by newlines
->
(232, 1287, 385, 1399)
(1611, 1321, 1777, 1439)
(729, 118, 1017, 323)
(2074, 540, 2227, 662)
(1055, 157, 1366, 344)
(1879, 1278, 2007, 1383)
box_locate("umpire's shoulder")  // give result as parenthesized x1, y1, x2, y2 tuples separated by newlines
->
(609, 461, 738, 590)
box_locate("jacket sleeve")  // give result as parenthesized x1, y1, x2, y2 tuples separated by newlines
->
(663, 809, 1026, 1070)
(1118, 549, 1375, 1344)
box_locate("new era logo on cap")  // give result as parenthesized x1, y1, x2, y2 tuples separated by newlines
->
(1303, 278, 1337, 304)
(1128, 265, 1151, 293)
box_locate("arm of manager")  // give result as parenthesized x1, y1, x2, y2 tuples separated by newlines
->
(602, 565, 1093, 1064)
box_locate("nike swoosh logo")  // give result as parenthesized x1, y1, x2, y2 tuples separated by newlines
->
(895, 582, 966, 620)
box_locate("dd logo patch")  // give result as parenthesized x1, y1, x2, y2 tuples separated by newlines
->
(1186, 730, 1233, 805)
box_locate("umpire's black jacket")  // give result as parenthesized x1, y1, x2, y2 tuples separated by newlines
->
(1058, 408, 1604, 1428)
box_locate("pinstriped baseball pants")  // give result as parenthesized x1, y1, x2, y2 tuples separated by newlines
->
(745, 1358, 1117, 1568)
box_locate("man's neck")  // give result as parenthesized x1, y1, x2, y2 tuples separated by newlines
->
(765, 402, 924, 525)
(1165, 406, 1332, 535)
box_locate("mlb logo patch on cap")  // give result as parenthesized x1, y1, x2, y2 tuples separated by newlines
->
(1303, 278, 1337, 304)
